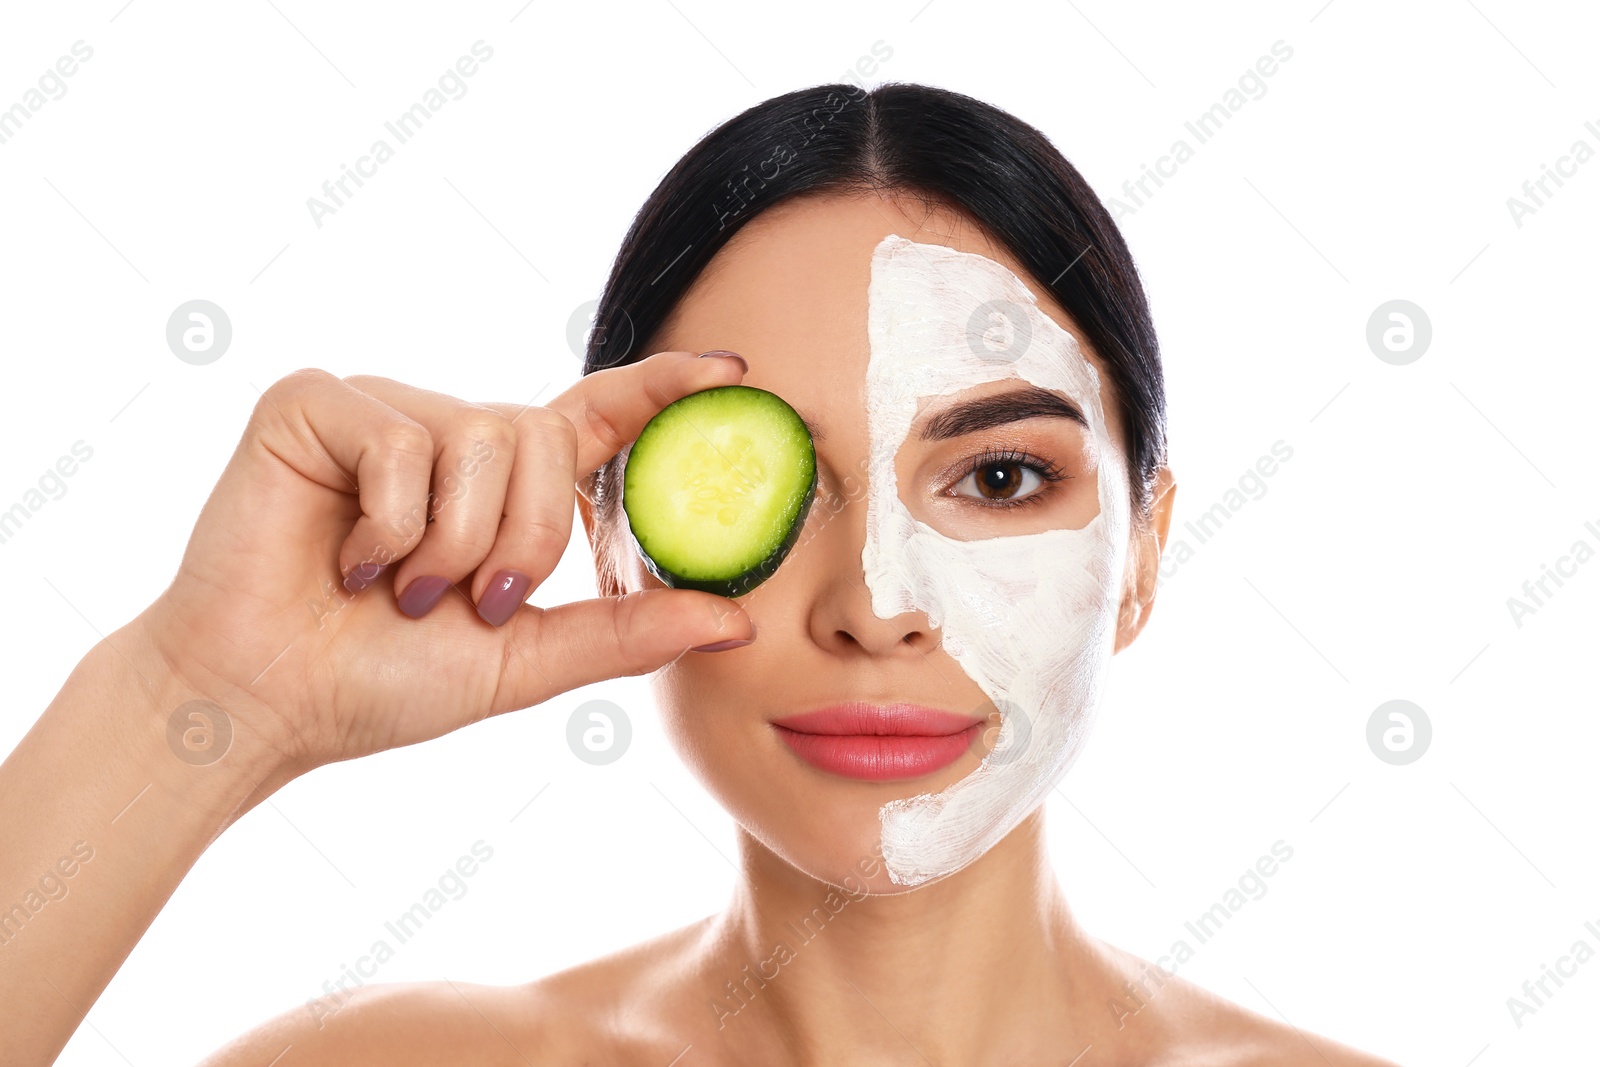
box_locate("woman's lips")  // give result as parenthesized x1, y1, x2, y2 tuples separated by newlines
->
(770, 701, 986, 782)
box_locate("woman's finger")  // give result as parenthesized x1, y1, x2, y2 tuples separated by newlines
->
(342, 375, 520, 618)
(541, 349, 749, 482)
(461, 349, 748, 625)
(460, 404, 578, 621)
(248, 369, 435, 586)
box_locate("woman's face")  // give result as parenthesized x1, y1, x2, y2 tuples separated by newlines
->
(582, 190, 1165, 893)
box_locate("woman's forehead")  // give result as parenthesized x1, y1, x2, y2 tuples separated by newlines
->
(655, 190, 1123, 450)
(683, 190, 1071, 334)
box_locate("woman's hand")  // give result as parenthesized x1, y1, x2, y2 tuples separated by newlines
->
(134, 350, 755, 776)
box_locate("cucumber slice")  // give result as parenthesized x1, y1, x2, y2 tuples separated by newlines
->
(622, 385, 817, 598)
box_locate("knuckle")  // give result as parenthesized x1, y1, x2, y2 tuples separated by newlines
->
(530, 406, 579, 448)
(343, 372, 396, 393)
(285, 365, 336, 385)
(448, 522, 500, 560)
(456, 409, 517, 456)
(577, 397, 625, 454)
(523, 404, 575, 434)
(258, 366, 332, 408)
(511, 515, 569, 555)
(378, 421, 434, 462)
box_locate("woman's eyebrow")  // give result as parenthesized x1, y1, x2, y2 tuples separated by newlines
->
(792, 384, 1085, 445)
(916, 384, 1088, 441)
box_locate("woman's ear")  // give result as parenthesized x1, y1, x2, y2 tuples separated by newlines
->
(1114, 466, 1176, 654)
(576, 475, 625, 600)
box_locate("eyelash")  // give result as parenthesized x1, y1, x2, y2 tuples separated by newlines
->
(948, 446, 1069, 509)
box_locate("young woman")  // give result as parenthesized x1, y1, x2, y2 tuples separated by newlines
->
(2, 83, 1401, 1065)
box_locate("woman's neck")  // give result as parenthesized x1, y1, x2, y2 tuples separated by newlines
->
(695, 808, 1142, 1065)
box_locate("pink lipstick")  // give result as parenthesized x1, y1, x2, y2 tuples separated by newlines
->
(770, 701, 985, 782)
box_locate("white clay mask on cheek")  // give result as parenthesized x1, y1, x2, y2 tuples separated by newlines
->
(861, 234, 1132, 887)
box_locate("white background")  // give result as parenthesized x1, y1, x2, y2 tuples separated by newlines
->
(2, 1, 1596, 1063)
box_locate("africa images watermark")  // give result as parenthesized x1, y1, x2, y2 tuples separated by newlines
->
(1503, 516, 1600, 629)
(305, 40, 495, 229)
(0, 841, 96, 952)
(0, 40, 95, 148)
(306, 436, 495, 629)
(1157, 439, 1294, 586)
(708, 846, 888, 1029)
(304, 840, 496, 1029)
(1505, 117, 1600, 229)
(1107, 39, 1295, 220)
(0, 440, 96, 548)
(711, 39, 892, 231)
(1504, 916, 1600, 1029)
(1109, 839, 1296, 1029)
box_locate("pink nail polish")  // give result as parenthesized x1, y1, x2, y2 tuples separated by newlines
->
(691, 621, 756, 652)
(398, 576, 452, 618)
(477, 569, 532, 627)
(690, 637, 754, 653)
(343, 562, 387, 594)
(698, 350, 748, 373)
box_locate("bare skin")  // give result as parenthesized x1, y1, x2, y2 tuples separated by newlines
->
(0, 190, 1402, 1067)
(0, 353, 758, 1066)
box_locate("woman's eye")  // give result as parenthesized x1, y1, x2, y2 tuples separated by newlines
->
(946, 452, 1065, 508)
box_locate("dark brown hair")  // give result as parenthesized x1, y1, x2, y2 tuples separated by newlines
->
(582, 81, 1167, 531)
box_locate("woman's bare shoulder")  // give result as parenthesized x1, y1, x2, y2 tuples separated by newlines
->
(197, 924, 1405, 1067)
(193, 918, 716, 1067)
(192, 979, 540, 1066)
(1094, 939, 1406, 1067)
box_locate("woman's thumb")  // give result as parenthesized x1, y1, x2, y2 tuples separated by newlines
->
(489, 589, 755, 713)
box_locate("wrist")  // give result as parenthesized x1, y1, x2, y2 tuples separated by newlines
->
(77, 619, 299, 827)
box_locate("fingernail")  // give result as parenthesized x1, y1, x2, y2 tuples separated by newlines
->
(698, 350, 748, 373)
(343, 562, 387, 594)
(477, 569, 532, 627)
(691, 620, 756, 653)
(398, 575, 452, 619)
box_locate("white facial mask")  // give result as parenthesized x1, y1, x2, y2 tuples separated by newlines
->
(861, 234, 1132, 887)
